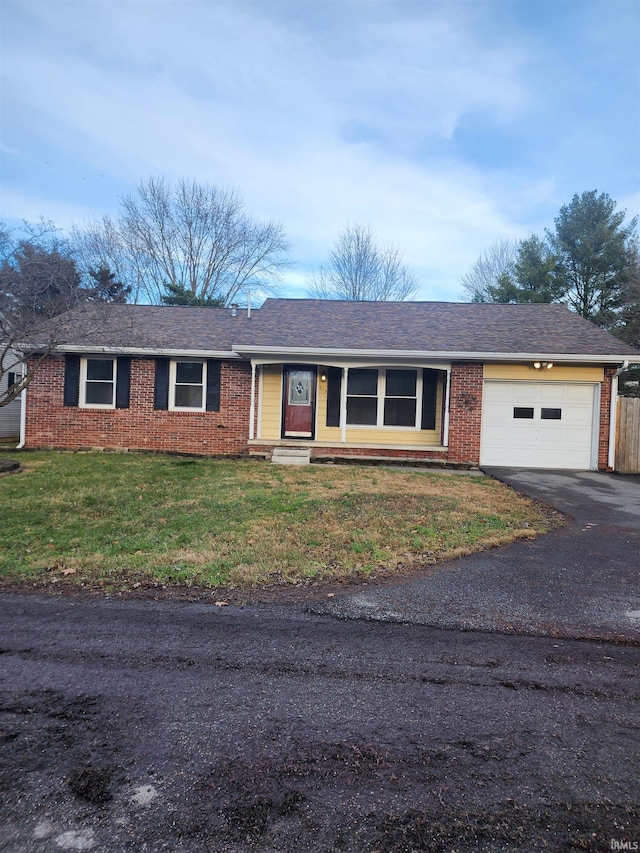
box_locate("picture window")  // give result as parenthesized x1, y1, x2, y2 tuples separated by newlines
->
(346, 368, 420, 428)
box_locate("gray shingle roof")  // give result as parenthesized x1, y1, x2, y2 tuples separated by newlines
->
(53, 299, 638, 359)
(53, 304, 254, 352)
(233, 299, 639, 357)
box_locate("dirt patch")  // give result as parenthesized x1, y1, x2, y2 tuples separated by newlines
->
(0, 558, 460, 606)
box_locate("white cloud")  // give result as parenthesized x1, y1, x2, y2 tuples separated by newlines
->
(1, 0, 637, 302)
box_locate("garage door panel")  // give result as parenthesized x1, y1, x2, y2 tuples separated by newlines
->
(510, 385, 537, 403)
(481, 381, 596, 470)
(539, 385, 565, 402)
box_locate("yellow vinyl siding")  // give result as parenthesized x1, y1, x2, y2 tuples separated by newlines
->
(343, 427, 440, 446)
(259, 364, 282, 440)
(484, 363, 604, 382)
(317, 368, 442, 445)
(260, 365, 444, 446)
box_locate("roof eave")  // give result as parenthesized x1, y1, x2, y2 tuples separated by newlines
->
(231, 345, 636, 364)
(53, 344, 241, 359)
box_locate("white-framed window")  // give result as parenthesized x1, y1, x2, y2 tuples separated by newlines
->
(169, 360, 206, 411)
(80, 357, 116, 408)
(346, 368, 420, 428)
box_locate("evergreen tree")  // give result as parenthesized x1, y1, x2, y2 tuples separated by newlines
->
(160, 282, 225, 307)
(512, 235, 561, 303)
(87, 266, 132, 303)
(548, 191, 637, 324)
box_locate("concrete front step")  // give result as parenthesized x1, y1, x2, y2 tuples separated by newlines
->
(271, 447, 311, 465)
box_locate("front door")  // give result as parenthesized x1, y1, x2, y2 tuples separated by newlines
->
(282, 367, 316, 438)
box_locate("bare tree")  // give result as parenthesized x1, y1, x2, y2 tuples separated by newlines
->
(73, 178, 291, 305)
(459, 239, 519, 302)
(0, 222, 128, 408)
(308, 224, 418, 301)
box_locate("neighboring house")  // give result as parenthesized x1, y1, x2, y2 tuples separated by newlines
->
(21, 299, 640, 471)
(0, 349, 22, 440)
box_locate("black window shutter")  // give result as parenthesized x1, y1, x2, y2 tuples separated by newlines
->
(205, 359, 221, 412)
(326, 367, 342, 427)
(421, 369, 438, 430)
(63, 354, 80, 407)
(116, 356, 131, 409)
(154, 358, 169, 410)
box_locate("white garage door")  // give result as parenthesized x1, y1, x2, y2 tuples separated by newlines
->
(481, 382, 597, 470)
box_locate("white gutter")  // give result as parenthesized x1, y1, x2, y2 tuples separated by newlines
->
(17, 385, 26, 449)
(55, 345, 240, 359)
(232, 345, 634, 365)
(608, 360, 630, 469)
(55, 343, 638, 366)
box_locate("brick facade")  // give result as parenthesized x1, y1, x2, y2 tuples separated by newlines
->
(25, 356, 252, 456)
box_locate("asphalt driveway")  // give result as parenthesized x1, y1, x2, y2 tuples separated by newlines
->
(311, 469, 640, 642)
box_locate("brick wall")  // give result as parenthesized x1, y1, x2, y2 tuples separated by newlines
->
(447, 362, 484, 465)
(25, 355, 252, 456)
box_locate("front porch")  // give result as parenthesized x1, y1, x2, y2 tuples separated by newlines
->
(249, 361, 451, 453)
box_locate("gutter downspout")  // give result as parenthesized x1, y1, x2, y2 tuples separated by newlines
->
(608, 360, 629, 470)
(17, 385, 26, 449)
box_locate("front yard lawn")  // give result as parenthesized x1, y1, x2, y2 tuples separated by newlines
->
(0, 452, 560, 591)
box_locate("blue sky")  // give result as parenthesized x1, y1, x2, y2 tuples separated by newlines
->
(1, 0, 639, 301)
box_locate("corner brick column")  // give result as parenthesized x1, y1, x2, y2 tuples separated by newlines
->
(447, 362, 484, 465)
(598, 367, 617, 471)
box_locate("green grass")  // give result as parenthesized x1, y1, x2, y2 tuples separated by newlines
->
(0, 452, 560, 591)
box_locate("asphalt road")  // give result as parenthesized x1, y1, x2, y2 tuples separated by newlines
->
(1, 594, 639, 853)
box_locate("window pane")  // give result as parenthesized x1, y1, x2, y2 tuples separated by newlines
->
(541, 408, 562, 420)
(386, 369, 416, 398)
(175, 362, 203, 384)
(86, 359, 114, 381)
(175, 385, 203, 408)
(384, 398, 416, 426)
(513, 407, 534, 419)
(347, 397, 377, 425)
(86, 382, 114, 405)
(288, 371, 311, 405)
(347, 369, 377, 396)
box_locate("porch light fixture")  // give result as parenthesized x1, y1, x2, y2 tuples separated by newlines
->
(533, 361, 553, 370)
(320, 371, 327, 382)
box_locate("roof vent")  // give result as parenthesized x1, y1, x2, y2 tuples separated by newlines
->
(230, 303, 238, 317)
